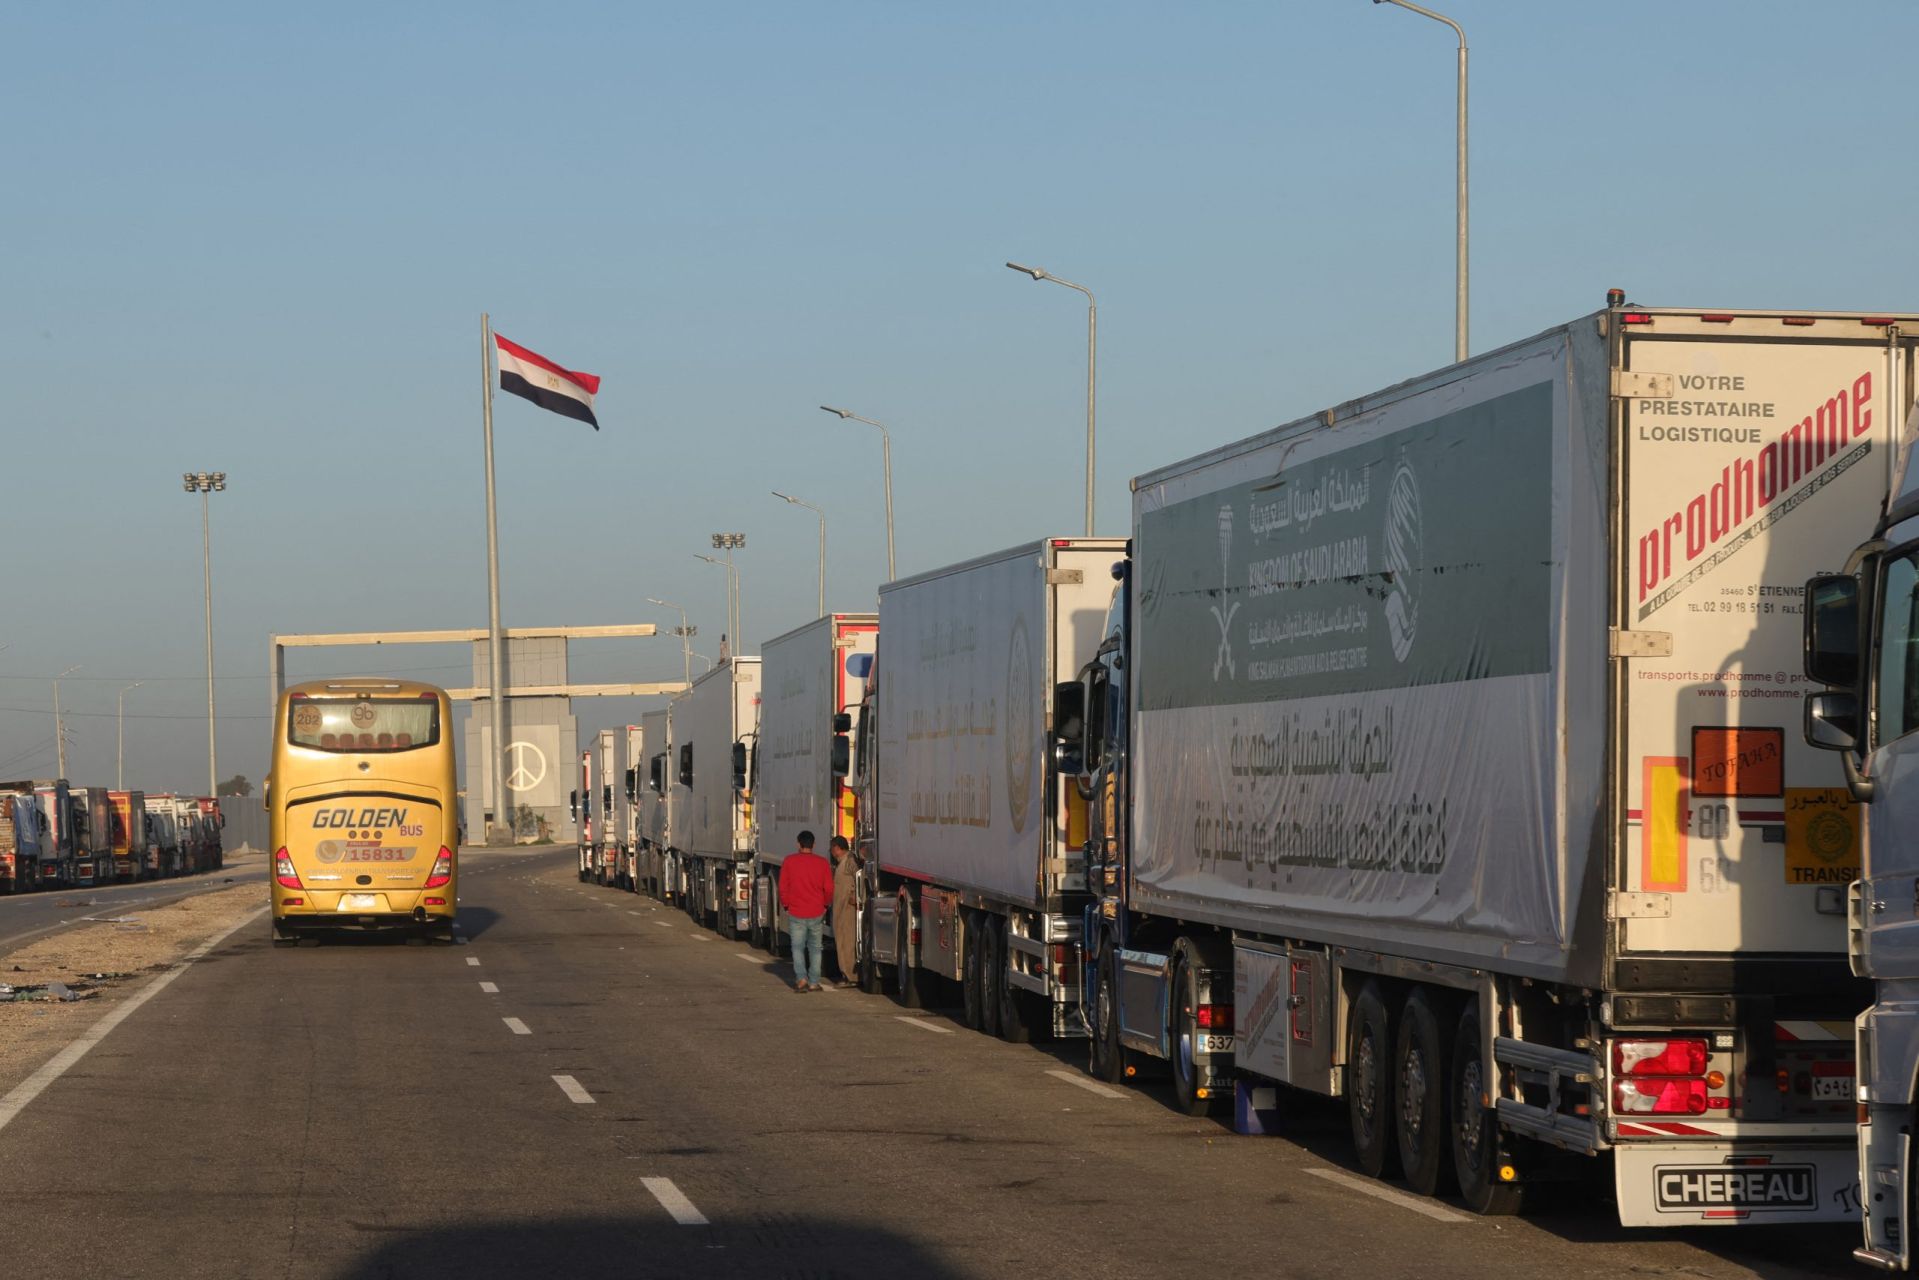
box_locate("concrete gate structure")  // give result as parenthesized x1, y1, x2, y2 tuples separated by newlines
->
(268, 625, 684, 845)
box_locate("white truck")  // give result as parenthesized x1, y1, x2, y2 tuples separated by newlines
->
(1798, 317, 1919, 1268)
(619, 723, 644, 891)
(591, 728, 623, 886)
(571, 748, 595, 881)
(671, 658, 761, 937)
(1048, 297, 1890, 1226)
(636, 707, 673, 900)
(853, 538, 1123, 1038)
(748, 613, 877, 957)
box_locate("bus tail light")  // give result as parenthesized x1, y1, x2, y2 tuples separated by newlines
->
(274, 848, 302, 889)
(425, 847, 454, 889)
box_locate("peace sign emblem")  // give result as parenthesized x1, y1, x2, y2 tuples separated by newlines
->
(505, 740, 547, 793)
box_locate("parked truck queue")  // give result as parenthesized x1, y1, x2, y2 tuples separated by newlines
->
(0, 779, 224, 894)
(565, 294, 1917, 1258)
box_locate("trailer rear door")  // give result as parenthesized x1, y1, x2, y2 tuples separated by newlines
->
(1618, 314, 1917, 956)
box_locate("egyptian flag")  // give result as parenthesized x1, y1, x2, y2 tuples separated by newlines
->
(495, 334, 600, 429)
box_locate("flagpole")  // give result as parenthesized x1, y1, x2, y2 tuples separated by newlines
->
(482, 312, 508, 846)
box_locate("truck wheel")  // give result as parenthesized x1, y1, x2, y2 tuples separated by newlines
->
(1348, 982, 1399, 1179)
(1169, 951, 1212, 1116)
(961, 912, 984, 1030)
(1395, 990, 1455, 1197)
(717, 878, 738, 940)
(996, 922, 1035, 1045)
(979, 916, 1004, 1037)
(1451, 1004, 1522, 1215)
(748, 877, 768, 950)
(891, 903, 923, 1009)
(1089, 947, 1127, 1084)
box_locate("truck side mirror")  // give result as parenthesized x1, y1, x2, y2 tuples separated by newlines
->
(732, 741, 749, 791)
(1806, 691, 1860, 753)
(831, 734, 851, 778)
(624, 768, 637, 803)
(568, 790, 578, 820)
(832, 712, 852, 734)
(1804, 574, 1861, 688)
(1052, 679, 1085, 773)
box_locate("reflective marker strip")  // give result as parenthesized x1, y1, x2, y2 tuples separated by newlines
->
(553, 1074, 594, 1104)
(641, 1177, 708, 1225)
(503, 1017, 530, 1035)
(1046, 1069, 1124, 1099)
(479, 982, 499, 993)
(1303, 1168, 1470, 1223)
(895, 1016, 953, 1034)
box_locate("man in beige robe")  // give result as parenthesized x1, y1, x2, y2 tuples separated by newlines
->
(831, 836, 860, 985)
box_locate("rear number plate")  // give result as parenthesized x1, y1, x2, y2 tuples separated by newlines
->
(1199, 1034, 1235, 1054)
(340, 893, 379, 910)
(1812, 1073, 1852, 1101)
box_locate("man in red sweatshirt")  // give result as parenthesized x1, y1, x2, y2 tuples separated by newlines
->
(778, 830, 833, 992)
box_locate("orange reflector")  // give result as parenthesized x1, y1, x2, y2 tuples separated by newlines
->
(1700, 314, 1734, 323)
(1196, 1087, 1210, 1099)
(1621, 312, 1654, 325)
(1782, 316, 1816, 326)
(1499, 1164, 1518, 1182)
(1862, 317, 1896, 327)
(1705, 1070, 1726, 1089)
(1124, 1065, 1137, 1077)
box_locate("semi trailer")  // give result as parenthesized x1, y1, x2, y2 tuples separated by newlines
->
(1047, 299, 1898, 1225)
(671, 658, 760, 937)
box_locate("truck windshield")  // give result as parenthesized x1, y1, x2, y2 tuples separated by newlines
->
(1878, 550, 1919, 743)
(288, 698, 440, 753)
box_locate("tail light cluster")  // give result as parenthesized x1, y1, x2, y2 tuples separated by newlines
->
(424, 847, 454, 889)
(274, 847, 302, 890)
(1196, 1004, 1234, 1033)
(1612, 1038, 1726, 1116)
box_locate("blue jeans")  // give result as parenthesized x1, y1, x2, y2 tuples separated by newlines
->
(788, 915, 825, 986)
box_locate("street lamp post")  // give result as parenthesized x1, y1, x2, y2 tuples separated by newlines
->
(772, 490, 827, 618)
(182, 471, 226, 796)
(695, 549, 742, 661)
(819, 407, 895, 582)
(117, 681, 144, 789)
(1005, 263, 1097, 536)
(1373, 0, 1468, 363)
(646, 597, 695, 687)
(53, 664, 80, 778)
(709, 533, 745, 655)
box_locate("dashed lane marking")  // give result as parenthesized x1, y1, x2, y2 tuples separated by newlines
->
(641, 1177, 709, 1225)
(479, 982, 499, 994)
(653, 921, 674, 928)
(503, 1017, 531, 1035)
(0, 908, 265, 1136)
(1045, 1069, 1125, 1099)
(553, 1074, 595, 1104)
(688, 934, 709, 942)
(1302, 1168, 1471, 1223)
(735, 953, 760, 962)
(895, 1016, 954, 1035)
(465, 957, 480, 966)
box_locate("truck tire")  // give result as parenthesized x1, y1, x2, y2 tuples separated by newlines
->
(961, 911, 984, 1031)
(1348, 982, 1399, 1179)
(996, 922, 1036, 1045)
(1089, 946, 1127, 1084)
(1170, 951, 1212, 1116)
(979, 916, 1003, 1037)
(891, 904, 923, 1009)
(1395, 990, 1455, 1197)
(1451, 1003, 1522, 1215)
(858, 907, 882, 994)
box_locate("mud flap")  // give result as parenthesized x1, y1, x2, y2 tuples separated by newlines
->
(1611, 1142, 1861, 1226)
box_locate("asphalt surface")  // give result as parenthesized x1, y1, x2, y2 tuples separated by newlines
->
(0, 849, 1863, 1279)
(0, 852, 265, 952)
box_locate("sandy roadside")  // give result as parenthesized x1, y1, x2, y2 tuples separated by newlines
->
(0, 883, 265, 1093)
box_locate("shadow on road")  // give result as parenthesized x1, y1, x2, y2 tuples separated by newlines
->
(329, 1211, 966, 1280)
(454, 906, 501, 940)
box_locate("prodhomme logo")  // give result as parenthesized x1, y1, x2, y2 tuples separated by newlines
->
(1637, 373, 1873, 606)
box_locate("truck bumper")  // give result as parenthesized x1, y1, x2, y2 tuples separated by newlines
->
(1611, 1141, 1860, 1226)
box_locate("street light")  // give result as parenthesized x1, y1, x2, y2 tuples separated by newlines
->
(819, 406, 895, 582)
(695, 550, 742, 661)
(1372, 0, 1468, 362)
(52, 664, 80, 778)
(1005, 262, 1098, 536)
(772, 490, 827, 618)
(182, 470, 226, 796)
(646, 597, 695, 687)
(117, 681, 144, 789)
(710, 533, 745, 654)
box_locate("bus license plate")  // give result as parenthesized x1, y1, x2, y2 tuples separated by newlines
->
(1200, 1034, 1234, 1054)
(340, 893, 378, 911)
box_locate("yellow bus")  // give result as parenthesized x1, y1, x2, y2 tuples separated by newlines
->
(267, 679, 458, 945)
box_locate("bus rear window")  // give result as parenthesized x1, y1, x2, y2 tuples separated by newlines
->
(289, 698, 439, 753)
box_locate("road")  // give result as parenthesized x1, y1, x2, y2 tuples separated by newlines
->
(0, 849, 1858, 1279)
(0, 853, 265, 952)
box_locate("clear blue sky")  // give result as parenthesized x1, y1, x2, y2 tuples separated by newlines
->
(1, 1, 1911, 791)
